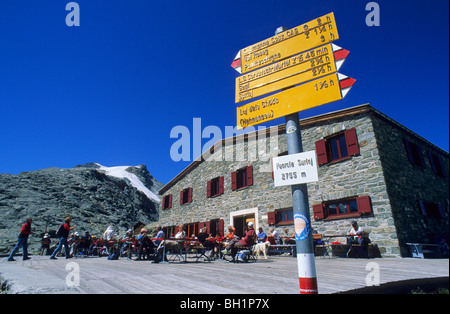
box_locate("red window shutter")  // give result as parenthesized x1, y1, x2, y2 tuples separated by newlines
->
(218, 176, 224, 194)
(231, 171, 237, 190)
(180, 190, 184, 205)
(313, 204, 325, 220)
(315, 139, 328, 165)
(345, 128, 360, 156)
(188, 187, 193, 203)
(168, 194, 172, 209)
(162, 196, 166, 210)
(267, 211, 276, 225)
(205, 221, 211, 234)
(206, 180, 212, 198)
(246, 166, 253, 186)
(357, 196, 372, 214)
(218, 219, 224, 235)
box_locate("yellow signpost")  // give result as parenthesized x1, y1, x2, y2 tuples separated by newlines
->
(236, 43, 342, 103)
(231, 13, 355, 294)
(236, 73, 353, 129)
(238, 13, 339, 74)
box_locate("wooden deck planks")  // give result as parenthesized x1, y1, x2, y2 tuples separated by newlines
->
(1, 256, 448, 294)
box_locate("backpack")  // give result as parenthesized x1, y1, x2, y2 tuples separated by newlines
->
(56, 224, 65, 237)
(235, 250, 250, 263)
(108, 251, 119, 260)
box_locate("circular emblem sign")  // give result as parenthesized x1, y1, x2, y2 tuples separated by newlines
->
(294, 213, 310, 241)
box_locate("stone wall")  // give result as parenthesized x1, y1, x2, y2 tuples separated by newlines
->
(304, 112, 398, 256)
(159, 127, 287, 229)
(159, 106, 449, 257)
(372, 113, 449, 256)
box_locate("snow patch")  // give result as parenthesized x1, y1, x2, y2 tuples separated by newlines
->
(97, 164, 160, 203)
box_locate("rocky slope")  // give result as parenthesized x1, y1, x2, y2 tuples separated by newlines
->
(0, 163, 163, 254)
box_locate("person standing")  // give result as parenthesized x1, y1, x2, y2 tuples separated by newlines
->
(8, 218, 33, 261)
(50, 216, 76, 260)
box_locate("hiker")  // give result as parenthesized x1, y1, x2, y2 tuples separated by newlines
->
(50, 216, 76, 260)
(8, 218, 33, 261)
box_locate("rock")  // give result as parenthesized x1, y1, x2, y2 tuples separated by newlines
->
(0, 164, 162, 254)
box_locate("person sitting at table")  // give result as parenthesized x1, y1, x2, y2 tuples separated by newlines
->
(77, 231, 92, 255)
(285, 231, 296, 244)
(347, 221, 370, 245)
(120, 229, 135, 259)
(213, 232, 223, 258)
(225, 222, 256, 261)
(190, 234, 198, 246)
(257, 227, 267, 243)
(269, 227, 281, 244)
(40, 233, 52, 256)
(153, 225, 165, 246)
(224, 225, 236, 242)
(175, 224, 186, 241)
(135, 228, 157, 260)
(197, 227, 213, 252)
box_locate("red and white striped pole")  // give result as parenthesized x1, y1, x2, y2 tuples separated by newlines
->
(297, 253, 318, 294)
(285, 110, 319, 294)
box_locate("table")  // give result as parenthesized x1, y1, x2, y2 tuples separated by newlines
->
(313, 234, 349, 257)
(159, 238, 214, 263)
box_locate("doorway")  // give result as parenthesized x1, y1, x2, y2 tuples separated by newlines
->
(229, 207, 258, 238)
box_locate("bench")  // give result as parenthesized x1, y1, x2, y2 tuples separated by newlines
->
(406, 243, 441, 258)
(268, 244, 296, 257)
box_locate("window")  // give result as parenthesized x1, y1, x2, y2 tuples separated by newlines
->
(278, 208, 294, 224)
(161, 194, 172, 210)
(179, 187, 192, 205)
(313, 196, 372, 220)
(418, 200, 445, 219)
(427, 151, 447, 178)
(315, 128, 360, 166)
(231, 166, 253, 190)
(327, 199, 358, 216)
(207, 176, 224, 197)
(328, 133, 348, 161)
(403, 138, 425, 168)
(267, 208, 293, 225)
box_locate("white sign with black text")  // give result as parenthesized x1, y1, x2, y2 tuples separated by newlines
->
(273, 150, 319, 187)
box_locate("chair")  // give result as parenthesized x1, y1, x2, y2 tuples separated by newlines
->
(190, 242, 213, 263)
(347, 232, 370, 258)
(233, 232, 257, 263)
(313, 234, 329, 257)
(75, 238, 91, 258)
(267, 236, 276, 245)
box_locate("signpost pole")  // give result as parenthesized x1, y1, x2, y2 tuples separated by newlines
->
(276, 24, 318, 294)
(285, 112, 318, 294)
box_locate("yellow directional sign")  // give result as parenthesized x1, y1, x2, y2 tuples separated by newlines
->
(236, 44, 337, 103)
(236, 73, 355, 129)
(238, 13, 339, 74)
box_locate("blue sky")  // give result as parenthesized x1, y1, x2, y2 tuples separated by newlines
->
(0, 0, 448, 185)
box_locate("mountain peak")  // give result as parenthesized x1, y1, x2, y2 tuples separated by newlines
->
(75, 163, 162, 203)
